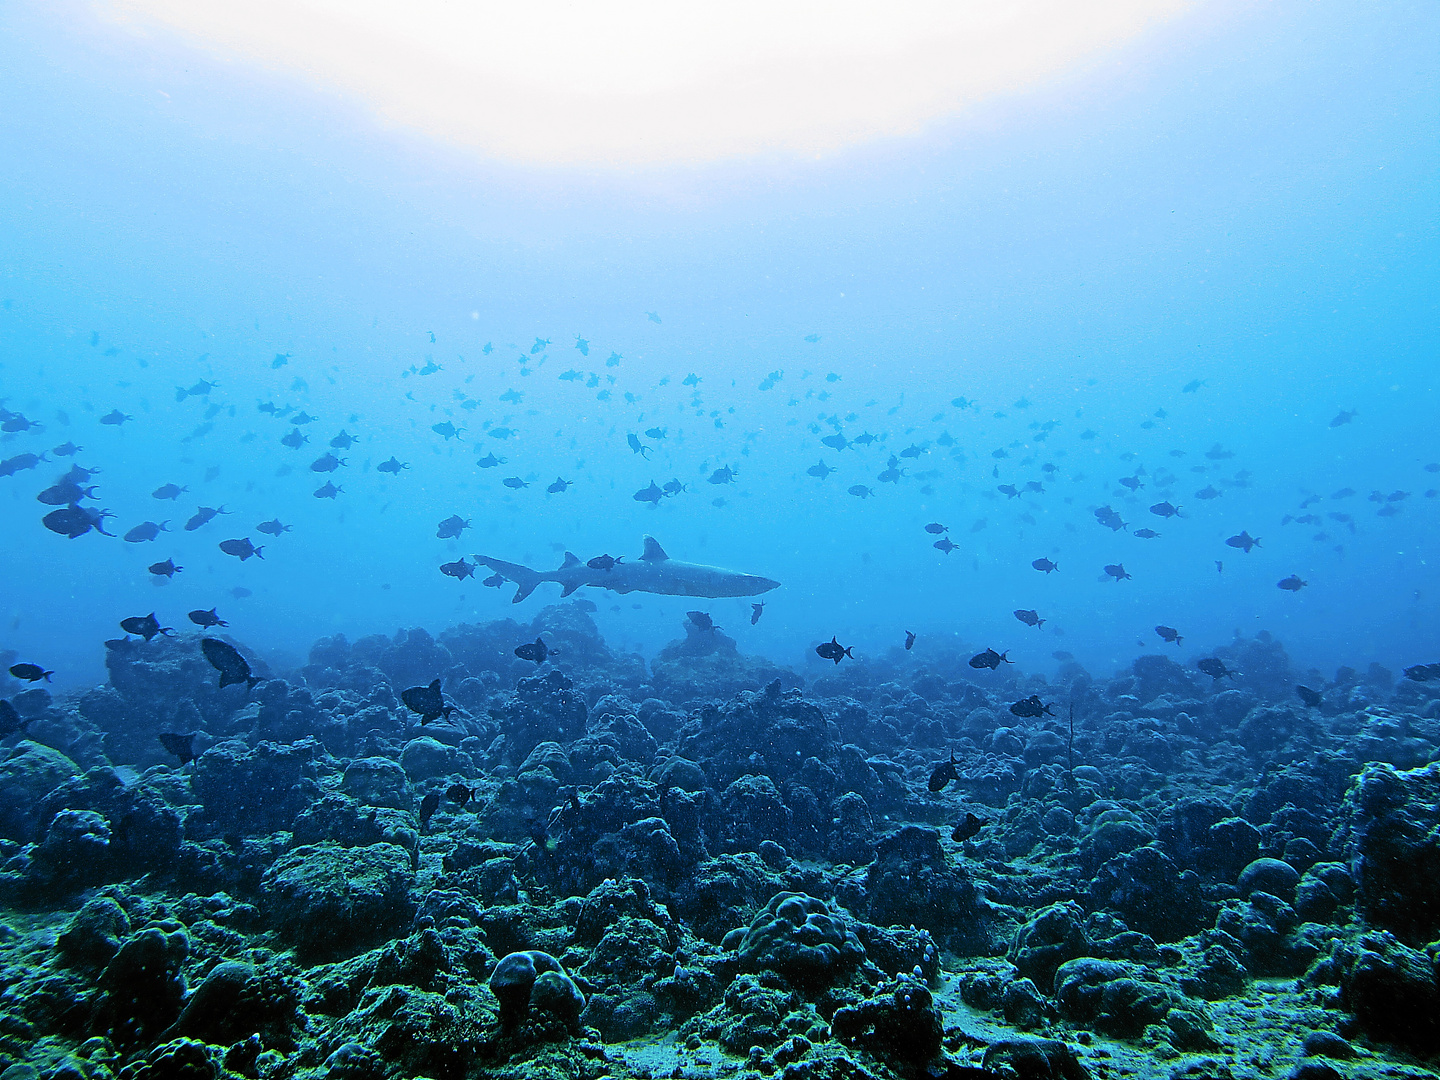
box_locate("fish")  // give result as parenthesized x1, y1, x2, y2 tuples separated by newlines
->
(1155, 625, 1183, 646)
(488, 427, 516, 440)
(43, 504, 115, 538)
(1277, 575, 1308, 592)
(903, 631, 916, 652)
(662, 478, 687, 496)
(35, 475, 97, 504)
(1195, 485, 1222, 500)
(99, 410, 131, 426)
(1329, 409, 1357, 428)
(401, 678, 455, 724)
(311, 452, 345, 473)
(501, 477, 529, 490)
(752, 602, 766, 625)
(201, 638, 259, 689)
(515, 636, 553, 663)
(158, 731, 198, 765)
(291, 412, 317, 425)
(149, 558, 182, 578)
(1119, 476, 1143, 492)
(120, 613, 173, 640)
(587, 555, 621, 571)
(925, 523, 948, 535)
(997, 484, 1020, 498)
(446, 782, 476, 808)
(634, 481, 664, 505)
(432, 421, 463, 440)
(1009, 695, 1054, 718)
(0, 414, 40, 433)
(627, 433, 651, 458)
(419, 791, 440, 832)
(476, 453, 504, 469)
(1031, 557, 1058, 574)
(687, 611, 715, 632)
(1196, 657, 1235, 681)
(899, 444, 924, 459)
(1403, 663, 1440, 683)
(8, 663, 52, 683)
(928, 752, 959, 792)
(1013, 609, 1045, 629)
(815, 637, 854, 664)
(482, 573, 505, 588)
(951, 812, 988, 842)
(52, 442, 82, 457)
(219, 538, 264, 561)
(152, 483, 187, 500)
(821, 433, 849, 452)
(1103, 564, 1132, 581)
(847, 486, 874, 499)
(1226, 531, 1261, 553)
(708, 465, 736, 485)
(231, 587, 252, 599)
(1, 453, 47, 477)
(1182, 379, 1206, 393)
(1133, 529, 1161, 539)
(436, 515, 471, 539)
(934, 538, 958, 554)
(1094, 506, 1127, 531)
(330, 430, 358, 449)
(124, 521, 169, 543)
(547, 478, 573, 494)
(1296, 685, 1322, 708)
(280, 428, 308, 449)
(1150, 502, 1180, 518)
(969, 648, 1012, 670)
(0, 699, 31, 738)
(185, 506, 228, 531)
(377, 457, 409, 474)
(440, 559, 476, 580)
(807, 461, 836, 479)
(188, 608, 227, 628)
(314, 482, 342, 499)
(256, 519, 291, 536)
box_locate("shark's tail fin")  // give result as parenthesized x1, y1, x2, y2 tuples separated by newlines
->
(474, 555, 544, 603)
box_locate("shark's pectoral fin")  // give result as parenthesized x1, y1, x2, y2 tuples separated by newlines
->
(560, 581, 581, 596)
(641, 535, 669, 562)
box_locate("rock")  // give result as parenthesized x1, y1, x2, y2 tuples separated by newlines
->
(260, 841, 415, 960)
(831, 979, 944, 1072)
(734, 892, 865, 989)
(0, 741, 80, 842)
(487, 950, 584, 1032)
(863, 825, 985, 953)
(163, 959, 300, 1050)
(398, 736, 455, 781)
(1329, 930, 1440, 1053)
(192, 739, 319, 833)
(1301, 1031, 1355, 1059)
(91, 923, 191, 1050)
(1053, 957, 1184, 1038)
(981, 1037, 1092, 1080)
(341, 756, 413, 810)
(30, 808, 111, 889)
(1237, 857, 1300, 901)
(56, 895, 130, 969)
(1010, 901, 1091, 993)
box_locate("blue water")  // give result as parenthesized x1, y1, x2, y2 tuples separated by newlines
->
(1, 1, 1436, 690)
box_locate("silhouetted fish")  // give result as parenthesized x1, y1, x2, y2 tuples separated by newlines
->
(515, 637, 553, 663)
(1014, 609, 1044, 629)
(158, 731, 198, 765)
(1031, 557, 1058, 573)
(440, 559, 475, 580)
(1226, 531, 1261, 553)
(970, 648, 1012, 670)
(1155, 625, 1183, 646)
(1009, 695, 1053, 718)
(149, 558, 182, 578)
(928, 752, 959, 792)
(377, 457, 409, 474)
(188, 608, 227, 628)
(120, 613, 173, 641)
(1296, 685, 1322, 708)
(1103, 564, 1132, 581)
(8, 663, 52, 683)
(256, 519, 291, 536)
(124, 521, 169, 543)
(202, 638, 258, 689)
(219, 538, 264, 561)
(1277, 575, 1307, 592)
(815, 637, 853, 664)
(419, 791, 440, 832)
(905, 630, 916, 650)
(1197, 658, 1235, 681)
(402, 678, 455, 724)
(952, 812, 988, 842)
(751, 602, 765, 625)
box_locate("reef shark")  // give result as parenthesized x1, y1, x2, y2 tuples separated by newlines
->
(475, 536, 780, 604)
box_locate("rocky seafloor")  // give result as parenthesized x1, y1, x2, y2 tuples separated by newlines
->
(2, 605, 1439, 1080)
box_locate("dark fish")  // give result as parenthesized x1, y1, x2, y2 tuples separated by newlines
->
(120, 613, 173, 641)
(8, 663, 52, 683)
(547, 477, 573, 494)
(476, 453, 503, 468)
(1119, 476, 1143, 491)
(99, 410, 131, 426)
(280, 428, 308, 449)
(152, 483, 186, 500)
(188, 608, 227, 628)
(419, 791, 441, 832)
(821, 433, 848, 452)
(502, 477, 528, 489)
(662, 478, 687, 496)
(158, 731, 198, 765)
(331, 430, 358, 449)
(627, 433, 651, 458)
(377, 457, 409, 474)
(587, 555, 620, 571)
(436, 515, 471, 539)
(1403, 663, 1440, 683)
(1094, 506, 1127, 531)
(401, 678, 455, 724)
(1, 453, 47, 477)
(124, 521, 169, 543)
(1013, 609, 1044, 629)
(847, 485, 873, 499)
(311, 452, 345, 473)
(905, 630, 916, 650)
(1009, 695, 1054, 718)
(1150, 501, 1180, 518)
(0, 699, 29, 738)
(256, 519, 292, 536)
(515, 636, 553, 664)
(997, 484, 1019, 498)
(952, 812, 988, 843)
(1031, 557, 1058, 573)
(852, 432, 877, 447)
(1226, 531, 1261, 553)
(924, 523, 948, 534)
(807, 461, 835, 479)
(185, 505, 227, 531)
(231, 587, 252, 599)
(686, 611, 715, 632)
(899, 444, 924, 459)
(446, 782, 476, 808)
(432, 421, 463, 440)
(1154, 625, 1183, 646)
(969, 648, 1012, 670)
(1133, 528, 1161, 539)
(1182, 379, 1205, 393)
(1277, 575, 1308, 592)
(815, 636, 853, 664)
(440, 558, 475, 580)
(751, 602, 765, 625)
(43, 504, 115, 538)
(314, 481, 342, 499)
(933, 538, 957, 554)
(634, 481, 663, 505)
(708, 465, 736, 485)
(53, 443, 81, 457)
(1196, 657, 1234, 681)
(37, 478, 97, 505)
(928, 752, 959, 792)
(1103, 564, 1131, 581)
(219, 538, 264, 561)
(1195, 485, 1222, 500)
(291, 412, 317, 425)
(1296, 685, 1322, 708)
(1329, 409, 1357, 428)
(482, 573, 505, 588)
(645, 427, 667, 440)
(149, 558, 182, 578)
(201, 638, 258, 690)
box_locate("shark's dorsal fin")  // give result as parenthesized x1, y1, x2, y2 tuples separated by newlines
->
(641, 536, 669, 562)
(561, 552, 580, 568)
